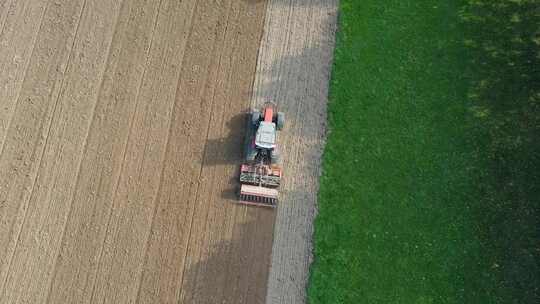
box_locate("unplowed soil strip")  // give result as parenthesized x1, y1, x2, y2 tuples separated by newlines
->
(251, 1, 338, 304)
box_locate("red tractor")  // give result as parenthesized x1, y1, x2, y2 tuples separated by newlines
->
(237, 103, 284, 207)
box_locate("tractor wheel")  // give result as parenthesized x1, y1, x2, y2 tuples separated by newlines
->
(244, 114, 255, 161)
(244, 129, 257, 162)
(251, 110, 261, 126)
(276, 112, 285, 130)
(246, 146, 257, 162)
(271, 148, 280, 164)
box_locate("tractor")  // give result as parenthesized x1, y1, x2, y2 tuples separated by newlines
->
(237, 103, 284, 207)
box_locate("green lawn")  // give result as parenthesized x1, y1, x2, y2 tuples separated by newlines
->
(308, 1, 539, 303)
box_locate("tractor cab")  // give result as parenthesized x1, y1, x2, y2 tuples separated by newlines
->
(255, 121, 276, 149)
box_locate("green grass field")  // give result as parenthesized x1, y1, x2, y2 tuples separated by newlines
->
(308, 1, 539, 303)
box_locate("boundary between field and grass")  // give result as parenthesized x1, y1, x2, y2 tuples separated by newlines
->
(308, 1, 539, 303)
(252, 1, 339, 304)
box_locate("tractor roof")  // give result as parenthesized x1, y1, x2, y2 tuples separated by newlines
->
(255, 121, 276, 149)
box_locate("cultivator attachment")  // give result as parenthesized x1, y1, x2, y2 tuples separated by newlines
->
(237, 163, 281, 208)
(239, 164, 281, 188)
(238, 184, 279, 208)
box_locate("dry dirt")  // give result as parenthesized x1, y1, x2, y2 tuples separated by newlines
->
(0, 0, 337, 303)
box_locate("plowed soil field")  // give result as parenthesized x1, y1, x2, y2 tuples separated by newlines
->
(0, 0, 337, 303)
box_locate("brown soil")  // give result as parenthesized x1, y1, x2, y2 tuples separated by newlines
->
(0, 0, 274, 303)
(0, 0, 338, 303)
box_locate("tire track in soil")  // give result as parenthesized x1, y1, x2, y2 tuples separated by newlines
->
(0, 0, 13, 34)
(45, 0, 175, 302)
(0, 1, 128, 302)
(0, 0, 48, 164)
(0, 0, 87, 297)
(71, 1, 198, 303)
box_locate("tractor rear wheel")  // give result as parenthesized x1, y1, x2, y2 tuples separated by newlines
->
(245, 113, 256, 161)
(251, 110, 261, 126)
(245, 145, 257, 162)
(271, 147, 280, 164)
(276, 112, 285, 130)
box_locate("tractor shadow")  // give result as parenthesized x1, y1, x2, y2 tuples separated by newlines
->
(180, 215, 275, 304)
(201, 112, 248, 201)
(220, 176, 241, 202)
(202, 112, 247, 167)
